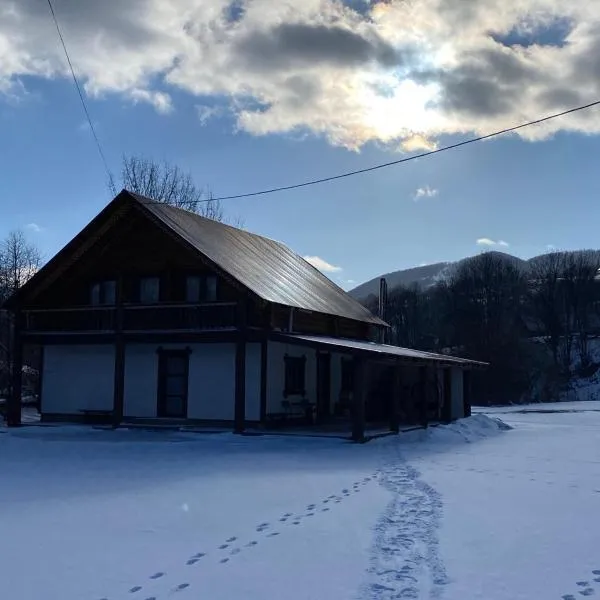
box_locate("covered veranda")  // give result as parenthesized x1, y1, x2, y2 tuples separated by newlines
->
(269, 334, 488, 443)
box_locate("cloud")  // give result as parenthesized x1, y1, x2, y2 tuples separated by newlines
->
(303, 255, 343, 273)
(25, 223, 43, 233)
(196, 104, 225, 126)
(2, 1, 600, 149)
(477, 238, 510, 247)
(414, 186, 439, 200)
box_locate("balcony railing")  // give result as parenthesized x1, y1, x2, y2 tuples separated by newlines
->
(23, 303, 238, 334)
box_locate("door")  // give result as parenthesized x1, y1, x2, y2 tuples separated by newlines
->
(157, 350, 189, 419)
(316, 352, 331, 422)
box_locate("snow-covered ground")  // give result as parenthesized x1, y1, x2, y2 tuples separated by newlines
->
(1, 406, 599, 600)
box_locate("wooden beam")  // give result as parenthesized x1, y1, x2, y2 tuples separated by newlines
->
(442, 368, 452, 424)
(463, 370, 472, 418)
(112, 275, 125, 427)
(7, 310, 23, 427)
(259, 336, 268, 424)
(352, 356, 367, 442)
(419, 366, 428, 428)
(390, 363, 401, 433)
(234, 298, 247, 434)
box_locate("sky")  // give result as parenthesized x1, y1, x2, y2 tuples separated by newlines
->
(1, 0, 600, 290)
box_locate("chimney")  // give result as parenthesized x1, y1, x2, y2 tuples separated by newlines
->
(378, 277, 388, 344)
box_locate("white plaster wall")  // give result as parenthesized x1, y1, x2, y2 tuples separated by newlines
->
(124, 345, 158, 418)
(123, 343, 236, 420)
(266, 342, 316, 414)
(42, 345, 114, 414)
(451, 367, 465, 420)
(245, 343, 261, 422)
(187, 343, 235, 421)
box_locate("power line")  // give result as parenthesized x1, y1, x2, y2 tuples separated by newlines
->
(192, 99, 600, 204)
(46, 0, 116, 195)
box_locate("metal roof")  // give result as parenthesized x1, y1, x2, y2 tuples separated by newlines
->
(131, 192, 387, 326)
(274, 333, 488, 368)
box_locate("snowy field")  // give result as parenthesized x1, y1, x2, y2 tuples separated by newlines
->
(1, 406, 600, 600)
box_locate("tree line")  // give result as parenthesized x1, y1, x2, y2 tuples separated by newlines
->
(366, 250, 600, 405)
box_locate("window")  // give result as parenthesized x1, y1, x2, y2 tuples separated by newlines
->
(341, 358, 353, 392)
(284, 355, 306, 397)
(185, 275, 218, 303)
(185, 276, 201, 303)
(90, 280, 116, 306)
(205, 275, 218, 302)
(140, 277, 160, 304)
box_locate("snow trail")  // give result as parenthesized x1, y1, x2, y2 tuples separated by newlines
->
(364, 439, 448, 600)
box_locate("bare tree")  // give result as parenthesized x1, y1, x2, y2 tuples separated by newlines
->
(0, 230, 41, 302)
(119, 155, 226, 221)
(0, 230, 42, 412)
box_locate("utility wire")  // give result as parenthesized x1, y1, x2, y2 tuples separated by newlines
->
(192, 99, 600, 204)
(46, 0, 117, 196)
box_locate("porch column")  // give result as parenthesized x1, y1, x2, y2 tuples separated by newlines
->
(112, 275, 125, 427)
(259, 336, 268, 424)
(418, 365, 428, 428)
(7, 309, 23, 427)
(352, 355, 367, 442)
(463, 370, 472, 417)
(234, 298, 247, 434)
(441, 368, 452, 424)
(390, 362, 401, 433)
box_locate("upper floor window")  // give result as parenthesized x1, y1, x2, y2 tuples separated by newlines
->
(185, 275, 218, 303)
(90, 280, 116, 306)
(140, 277, 160, 304)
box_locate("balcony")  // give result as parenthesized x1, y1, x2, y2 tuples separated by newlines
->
(23, 303, 238, 334)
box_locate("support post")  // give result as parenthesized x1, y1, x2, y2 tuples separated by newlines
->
(352, 356, 367, 442)
(7, 309, 23, 427)
(390, 363, 400, 433)
(259, 336, 267, 424)
(112, 276, 125, 427)
(234, 298, 247, 434)
(442, 368, 452, 424)
(419, 365, 428, 428)
(463, 370, 472, 418)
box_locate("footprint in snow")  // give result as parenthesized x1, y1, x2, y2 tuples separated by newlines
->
(306, 512, 315, 517)
(230, 548, 241, 555)
(577, 582, 591, 587)
(321, 507, 330, 512)
(256, 522, 269, 532)
(267, 532, 280, 537)
(149, 572, 165, 579)
(561, 595, 576, 600)
(175, 583, 190, 591)
(187, 558, 202, 565)
(579, 589, 595, 597)
(220, 558, 229, 564)
(226, 536, 237, 543)
(293, 520, 301, 525)
(245, 541, 258, 547)
(594, 578, 600, 583)
(218, 544, 229, 550)
(593, 570, 600, 575)
(129, 586, 142, 593)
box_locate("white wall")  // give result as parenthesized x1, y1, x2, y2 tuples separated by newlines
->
(188, 343, 236, 421)
(124, 345, 158, 418)
(451, 367, 465, 420)
(245, 343, 261, 422)
(123, 343, 236, 421)
(42, 345, 114, 414)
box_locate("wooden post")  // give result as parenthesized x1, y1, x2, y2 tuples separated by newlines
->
(390, 363, 400, 433)
(7, 309, 23, 427)
(352, 356, 367, 442)
(442, 368, 452, 424)
(419, 365, 428, 428)
(463, 370, 472, 418)
(112, 275, 125, 427)
(259, 336, 268, 424)
(234, 298, 247, 434)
